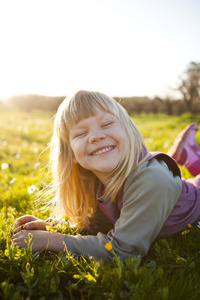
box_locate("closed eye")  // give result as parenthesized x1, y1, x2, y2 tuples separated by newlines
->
(102, 121, 114, 128)
(73, 131, 87, 139)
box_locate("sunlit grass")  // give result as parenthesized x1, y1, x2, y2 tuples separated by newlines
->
(0, 110, 200, 299)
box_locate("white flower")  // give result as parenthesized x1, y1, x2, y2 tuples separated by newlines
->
(33, 162, 41, 169)
(10, 178, 16, 184)
(1, 163, 9, 170)
(2, 141, 8, 146)
(28, 185, 37, 194)
(33, 147, 39, 153)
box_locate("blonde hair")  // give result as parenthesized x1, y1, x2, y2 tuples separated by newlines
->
(49, 90, 150, 229)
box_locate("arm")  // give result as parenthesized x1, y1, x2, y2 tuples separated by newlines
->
(12, 230, 65, 253)
(63, 159, 182, 260)
(13, 215, 65, 253)
(13, 159, 182, 260)
(12, 208, 113, 254)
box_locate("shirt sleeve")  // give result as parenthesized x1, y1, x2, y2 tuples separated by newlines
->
(63, 159, 182, 260)
(80, 205, 114, 235)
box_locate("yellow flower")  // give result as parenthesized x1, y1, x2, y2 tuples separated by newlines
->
(104, 242, 112, 251)
(176, 257, 186, 264)
(6, 237, 11, 244)
(63, 214, 69, 221)
(46, 225, 51, 231)
(181, 230, 187, 235)
(187, 224, 192, 229)
(26, 262, 30, 269)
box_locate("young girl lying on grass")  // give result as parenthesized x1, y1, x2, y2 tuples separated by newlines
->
(12, 90, 200, 260)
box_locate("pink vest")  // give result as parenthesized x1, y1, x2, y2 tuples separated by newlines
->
(97, 152, 200, 236)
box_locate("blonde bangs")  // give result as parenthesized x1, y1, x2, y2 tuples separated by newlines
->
(57, 90, 120, 133)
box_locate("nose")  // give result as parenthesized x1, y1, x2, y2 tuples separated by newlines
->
(88, 129, 106, 143)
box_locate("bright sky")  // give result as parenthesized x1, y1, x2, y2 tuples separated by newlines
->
(0, 0, 199, 99)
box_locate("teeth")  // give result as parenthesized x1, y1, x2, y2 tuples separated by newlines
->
(92, 147, 113, 156)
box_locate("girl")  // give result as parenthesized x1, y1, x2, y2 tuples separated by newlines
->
(12, 90, 200, 261)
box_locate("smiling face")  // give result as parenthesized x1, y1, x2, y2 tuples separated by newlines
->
(69, 106, 127, 186)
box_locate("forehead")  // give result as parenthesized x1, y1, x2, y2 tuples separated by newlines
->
(61, 92, 121, 135)
(71, 107, 117, 129)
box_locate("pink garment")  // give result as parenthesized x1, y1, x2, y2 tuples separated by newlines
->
(160, 175, 200, 236)
(97, 152, 200, 237)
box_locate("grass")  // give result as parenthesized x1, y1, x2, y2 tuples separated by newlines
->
(1, 109, 200, 299)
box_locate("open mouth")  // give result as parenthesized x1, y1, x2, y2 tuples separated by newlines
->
(91, 146, 115, 156)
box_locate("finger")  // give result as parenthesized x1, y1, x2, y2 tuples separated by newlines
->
(11, 234, 19, 240)
(12, 231, 31, 247)
(15, 218, 27, 231)
(12, 229, 32, 239)
(12, 237, 28, 249)
(15, 215, 38, 232)
(23, 220, 48, 230)
(15, 224, 27, 232)
(16, 215, 38, 225)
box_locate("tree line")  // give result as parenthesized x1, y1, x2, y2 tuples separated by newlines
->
(0, 61, 199, 115)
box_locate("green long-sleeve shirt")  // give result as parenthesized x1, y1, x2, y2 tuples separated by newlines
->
(64, 158, 182, 260)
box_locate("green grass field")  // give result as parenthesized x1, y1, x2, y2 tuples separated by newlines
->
(1, 110, 200, 299)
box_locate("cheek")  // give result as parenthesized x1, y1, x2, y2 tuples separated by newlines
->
(70, 142, 84, 165)
(121, 140, 128, 155)
(120, 135, 129, 157)
(118, 129, 128, 149)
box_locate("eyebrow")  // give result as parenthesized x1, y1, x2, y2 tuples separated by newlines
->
(71, 113, 117, 131)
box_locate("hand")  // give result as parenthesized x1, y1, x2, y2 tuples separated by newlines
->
(15, 215, 49, 232)
(12, 230, 66, 253)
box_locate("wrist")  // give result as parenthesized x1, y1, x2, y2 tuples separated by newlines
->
(47, 231, 65, 253)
